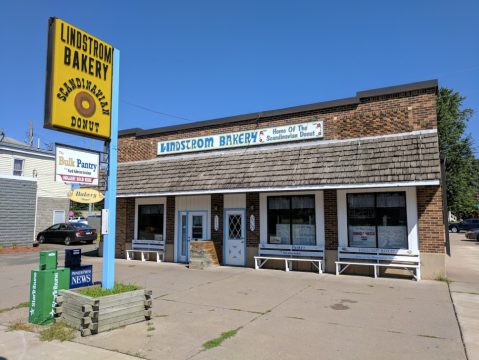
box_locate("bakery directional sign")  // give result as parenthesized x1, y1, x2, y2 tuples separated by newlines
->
(157, 120, 324, 155)
(44, 18, 113, 140)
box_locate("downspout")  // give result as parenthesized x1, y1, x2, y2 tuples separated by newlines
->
(440, 154, 450, 256)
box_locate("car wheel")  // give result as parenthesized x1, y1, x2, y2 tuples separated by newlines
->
(86, 240, 94, 244)
(38, 235, 45, 244)
(477, 234, 479, 242)
(64, 236, 72, 246)
(451, 227, 458, 233)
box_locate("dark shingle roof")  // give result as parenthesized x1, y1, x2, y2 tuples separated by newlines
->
(111, 131, 439, 195)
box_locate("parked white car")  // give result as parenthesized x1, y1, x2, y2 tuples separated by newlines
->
(69, 216, 88, 224)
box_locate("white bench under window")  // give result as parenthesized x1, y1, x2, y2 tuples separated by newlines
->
(254, 244, 325, 274)
(335, 247, 421, 281)
(126, 240, 165, 262)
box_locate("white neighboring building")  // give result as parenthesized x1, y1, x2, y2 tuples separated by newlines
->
(0, 136, 71, 246)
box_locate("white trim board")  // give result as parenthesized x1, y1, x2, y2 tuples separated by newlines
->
(0, 145, 55, 158)
(117, 180, 440, 198)
(0, 174, 37, 181)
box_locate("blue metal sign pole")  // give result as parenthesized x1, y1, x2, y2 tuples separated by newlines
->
(102, 48, 120, 289)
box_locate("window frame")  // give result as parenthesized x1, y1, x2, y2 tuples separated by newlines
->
(346, 191, 408, 249)
(137, 204, 165, 240)
(12, 157, 24, 176)
(134, 197, 167, 242)
(266, 194, 316, 245)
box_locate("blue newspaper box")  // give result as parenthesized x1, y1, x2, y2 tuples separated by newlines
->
(69, 265, 93, 289)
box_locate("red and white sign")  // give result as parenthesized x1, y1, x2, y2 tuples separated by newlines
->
(55, 144, 100, 185)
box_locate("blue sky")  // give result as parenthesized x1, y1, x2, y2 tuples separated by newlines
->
(1, 0, 478, 154)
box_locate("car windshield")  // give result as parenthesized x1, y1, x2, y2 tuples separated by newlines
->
(70, 223, 91, 229)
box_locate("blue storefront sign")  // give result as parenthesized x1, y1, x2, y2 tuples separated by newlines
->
(69, 265, 93, 289)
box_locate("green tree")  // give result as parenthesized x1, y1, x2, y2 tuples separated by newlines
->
(437, 87, 478, 219)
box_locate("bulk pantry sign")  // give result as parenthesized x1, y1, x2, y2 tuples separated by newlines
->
(55, 144, 100, 185)
(44, 18, 113, 140)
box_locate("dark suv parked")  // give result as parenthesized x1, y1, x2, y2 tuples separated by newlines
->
(449, 219, 479, 233)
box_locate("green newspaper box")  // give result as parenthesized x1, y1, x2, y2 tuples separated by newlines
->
(28, 268, 70, 325)
(39, 250, 58, 270)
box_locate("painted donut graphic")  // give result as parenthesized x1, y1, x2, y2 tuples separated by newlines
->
(74, 91, 96, 117)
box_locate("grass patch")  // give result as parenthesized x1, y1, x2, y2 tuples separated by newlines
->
(436, 276, 453, 284)
(0, 301, 29, 314)
(368, 285, 374, 287)
(146, 322, 155, 332)
(155, 314, 168, 318)
(203, 329, 239, 349)
(316, 288, 327, 291)
(11, 243, 17, 249)
(7, 320, 35, 332)
(229, 308, 244, 312)
(418, 334, 444, 339)
(78, 282, 142, 298)
(388, 330, 402, 334)
(452, 291, 479, 295)
(128, 265, 136, 267)
(286, 316, 304, 320)
(39, 321, 76, 342)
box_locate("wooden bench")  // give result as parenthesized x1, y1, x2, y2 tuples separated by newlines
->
(126, 240, 165, 262)
(335, 247, 421, 281)
(254, 244, 325, 274)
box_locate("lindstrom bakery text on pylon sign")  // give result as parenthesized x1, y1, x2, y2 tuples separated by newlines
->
(44, 18, 113, 140)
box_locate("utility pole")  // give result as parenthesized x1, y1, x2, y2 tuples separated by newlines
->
(29, 120, 33, 147)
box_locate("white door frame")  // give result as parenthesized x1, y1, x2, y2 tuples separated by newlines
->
(223, 208, 246, 266)
(176, 210, 208, 263)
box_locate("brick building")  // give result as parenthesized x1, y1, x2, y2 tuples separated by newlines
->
(112, 79, 446, 279)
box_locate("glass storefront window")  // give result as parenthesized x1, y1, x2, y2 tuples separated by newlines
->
(138, 205, 164, 240)
(267, 195, 316, 245)
(347, 192, 407, 249)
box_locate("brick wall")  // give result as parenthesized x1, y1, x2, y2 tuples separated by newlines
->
(246, 192, 260, 247)
(324, 190, 338, 250)
(115, 197, 135, 258)
(211, 194, 224, 263)
(166, 196, 175, 245)
(417, 186, 445, 254)
(118, 89, 437, 163)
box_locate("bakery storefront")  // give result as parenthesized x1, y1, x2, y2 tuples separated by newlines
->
(113, 79, 446, 279)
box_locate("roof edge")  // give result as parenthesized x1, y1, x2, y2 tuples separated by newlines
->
(119, 79, 438, 138)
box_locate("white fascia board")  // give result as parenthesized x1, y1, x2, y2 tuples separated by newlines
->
(0, 174, 37, 181)
(117, 180, 440, 198)
(0, 145, 54, 158)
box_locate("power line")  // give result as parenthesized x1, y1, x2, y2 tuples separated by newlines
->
(120, 100, 191, 122)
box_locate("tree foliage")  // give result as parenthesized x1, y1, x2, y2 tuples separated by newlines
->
(437, 87, 478, 219)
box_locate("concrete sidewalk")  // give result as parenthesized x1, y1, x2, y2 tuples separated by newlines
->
(447, 232, 479, 360)
(0, 247, 468, 360)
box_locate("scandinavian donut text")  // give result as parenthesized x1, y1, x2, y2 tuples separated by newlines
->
(44, 18, 113, 140)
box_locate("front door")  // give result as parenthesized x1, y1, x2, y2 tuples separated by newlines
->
(224, 210, 246, 266)
(178, 211, 207, 263)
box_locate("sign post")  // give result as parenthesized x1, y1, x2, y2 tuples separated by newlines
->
(44, 18, 119, 289)
(102, 49, 120, 290)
